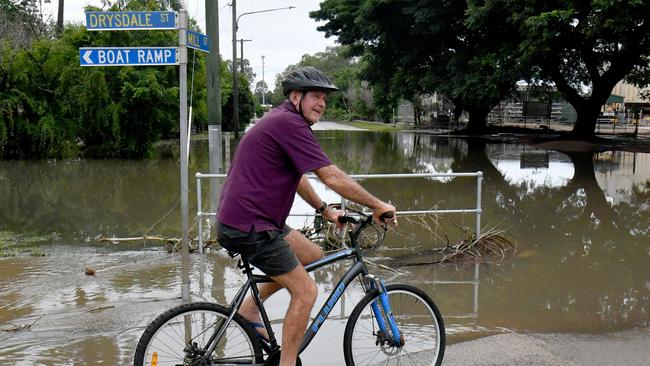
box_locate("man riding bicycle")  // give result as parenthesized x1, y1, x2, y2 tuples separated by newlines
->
(216, 66, 397, 366)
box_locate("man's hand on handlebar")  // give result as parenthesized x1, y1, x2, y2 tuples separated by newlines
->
(322, 204, 346, 229)
(373, 202, 398, 227)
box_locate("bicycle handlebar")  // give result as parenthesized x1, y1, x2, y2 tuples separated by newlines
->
(337, 210, 395, 223)
(337, 215, 359, 225)
(336, 209, 394, 245)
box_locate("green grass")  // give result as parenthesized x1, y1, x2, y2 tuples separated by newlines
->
(0, 231, 53, 257)
(345, 120, 408, 132)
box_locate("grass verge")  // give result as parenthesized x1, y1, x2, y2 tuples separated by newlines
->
(0, 231, 53, 257)
(346, 121, 408, 132)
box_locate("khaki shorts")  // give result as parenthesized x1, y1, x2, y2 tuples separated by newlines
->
(216, 222, 300, 276)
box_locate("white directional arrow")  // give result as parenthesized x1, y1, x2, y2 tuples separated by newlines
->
(82, 50, 93, 64)
(79, 47, 179, 66)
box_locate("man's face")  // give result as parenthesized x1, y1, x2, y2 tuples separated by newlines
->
(291, 91, 328, 125)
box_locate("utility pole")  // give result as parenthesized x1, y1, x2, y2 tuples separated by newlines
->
(206, 0, 222, 238)
(232, 6, 294, 139)
(262, 55, 266, 105)
(56, 0, 64, 34)
(239, 38, 252, 74)
(231, 0, 239, 139)
(206, 0, 221, 128)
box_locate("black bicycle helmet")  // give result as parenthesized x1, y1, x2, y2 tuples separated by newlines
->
(282, 66, 339, 96)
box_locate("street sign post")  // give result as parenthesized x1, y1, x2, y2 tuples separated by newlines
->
(79, 47, 179, 67)
(80, 10, 192, 302)
(85, 11, 177, 31)
(186, 30, 210, 53)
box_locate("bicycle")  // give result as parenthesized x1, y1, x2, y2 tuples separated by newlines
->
(134, 209, 446, 365)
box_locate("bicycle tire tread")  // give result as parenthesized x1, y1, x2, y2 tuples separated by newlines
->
(343, 284, 446, 366)
(133, 302, 263, 365)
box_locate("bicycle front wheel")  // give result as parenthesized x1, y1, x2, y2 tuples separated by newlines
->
(344, 284, 445, 366)
(134, 302, 263, 366)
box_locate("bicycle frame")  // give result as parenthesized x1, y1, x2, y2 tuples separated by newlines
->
(204, 215, 400, 361)
(300, 247, 369, 353)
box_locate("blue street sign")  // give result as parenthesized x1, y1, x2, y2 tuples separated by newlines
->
(80, 47, 179, 67)
(85, 11, 177, 31)
(186, 30, 210, 53)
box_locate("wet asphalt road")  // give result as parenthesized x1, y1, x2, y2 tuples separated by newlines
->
(444, 327, 650, 365)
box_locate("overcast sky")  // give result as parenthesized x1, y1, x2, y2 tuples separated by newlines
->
(41, 0, 338, 87)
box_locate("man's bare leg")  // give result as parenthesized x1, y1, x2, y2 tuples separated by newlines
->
(270, 265, 317, 366)
(238, 230, 323, 339)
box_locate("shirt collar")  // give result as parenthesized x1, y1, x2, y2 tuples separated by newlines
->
(280, 100, 312, 127)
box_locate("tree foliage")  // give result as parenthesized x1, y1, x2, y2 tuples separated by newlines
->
(313, 0, 650, 136)
(0, 19, 183, 158)
(0, 0, 49, 48)
(467, 0, 650, 137)
(312, 0, 523, 130)
(0, 0, 254, 158)
(271, 46, 379, 121)
(253, 80, 271, 105)
(228, 57, 256, 87)
(222, 74, 255, 132)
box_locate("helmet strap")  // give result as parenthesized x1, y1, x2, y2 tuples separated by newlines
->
(298, 92, 306, 117)
(290, 91, 313, 125)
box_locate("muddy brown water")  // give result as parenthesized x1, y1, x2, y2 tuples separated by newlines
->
(1, 131, 649, 365)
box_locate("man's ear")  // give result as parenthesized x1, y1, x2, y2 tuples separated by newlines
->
(288, 91, 302, 108)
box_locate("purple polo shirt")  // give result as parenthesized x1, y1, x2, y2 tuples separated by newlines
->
(217, 101, 332, 232)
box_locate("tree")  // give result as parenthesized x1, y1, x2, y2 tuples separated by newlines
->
(225, 58, 256, 87)
(312, 0, 522, 131)
(271, 46, 379, 121)
(467, 0, 650, 137)
(222, 74, 254, 132)
(0, 0, 49, 48)
(254, 80, 271, 105)
(221, 57, 257, 131)
(0, 0, 210, 158)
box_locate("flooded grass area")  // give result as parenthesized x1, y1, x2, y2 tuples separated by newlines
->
(1, 132, 649, 364)
(346, 120, 406, 131)
(0, 231, 57, 257)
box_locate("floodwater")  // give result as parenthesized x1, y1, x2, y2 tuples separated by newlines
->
(1, 131, 649, 365)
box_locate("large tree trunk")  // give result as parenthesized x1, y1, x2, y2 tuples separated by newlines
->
(465, 107, 489, 133)
(571, 101, 601, 137)
(550, 55, 633, 138)
(411, 95, 422, 127)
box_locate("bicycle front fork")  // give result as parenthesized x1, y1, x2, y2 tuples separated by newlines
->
(365, 275, 404, 347)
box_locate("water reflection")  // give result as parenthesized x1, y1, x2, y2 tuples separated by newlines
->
(0, 132, 649, 364)
(491, 147, 574, 189)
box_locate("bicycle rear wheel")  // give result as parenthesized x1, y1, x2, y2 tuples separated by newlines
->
(344, 284, 445, 366)
(134, 302, 263, 366)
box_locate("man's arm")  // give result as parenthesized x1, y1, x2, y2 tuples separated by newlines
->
(313, 165, 397, 224)
(297, 175, 326, 212)
(296, 175, 342, 223)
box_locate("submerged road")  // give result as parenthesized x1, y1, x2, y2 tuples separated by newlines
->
(2, 227, 649, 365)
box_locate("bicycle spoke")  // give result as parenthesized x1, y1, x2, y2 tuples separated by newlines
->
(135, 303, 261, 366)
(344, 286, 445, 366)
